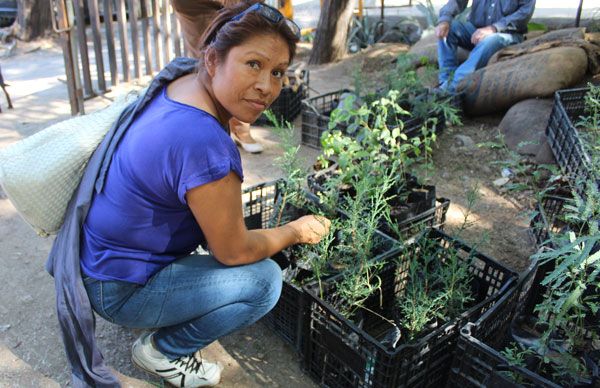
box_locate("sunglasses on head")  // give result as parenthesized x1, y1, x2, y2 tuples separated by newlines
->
(211, 3, 301, 43)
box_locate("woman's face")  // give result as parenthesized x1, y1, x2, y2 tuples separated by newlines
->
(209, 32, 290, 124)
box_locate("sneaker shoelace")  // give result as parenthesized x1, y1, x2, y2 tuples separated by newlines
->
(171, 351, 206, 375)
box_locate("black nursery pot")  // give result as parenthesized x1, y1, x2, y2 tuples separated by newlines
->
(302, 229, 519, 388)
(263, 186, 399, 357)
(387, 182, 436, 224)
(262, 195, 315, 354)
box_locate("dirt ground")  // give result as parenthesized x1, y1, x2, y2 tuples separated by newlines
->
(0, 40, 546, 386)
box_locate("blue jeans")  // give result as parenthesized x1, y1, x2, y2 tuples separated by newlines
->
(437, 21, 523, 92)
(83, 255, 282, 359)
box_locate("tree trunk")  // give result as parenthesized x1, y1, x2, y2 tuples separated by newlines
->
(309, 0, 355, 65)
(13, 0, 53, 41)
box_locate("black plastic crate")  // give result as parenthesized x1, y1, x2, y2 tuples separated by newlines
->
(447, 261, 559, 388)
(302, 229, 519, 388)
(307, 169, 449, 240)
(255, 70, 309, 126)
(300, 89, 446, 150)
(529, 187, 572, 250)
(449, 241, 600, 387)
(449, 321, 559, 388)
(447, 261, 539, 385)
(261, 269, 308, 353)
(546, 87, 599, 195)
(242, 180, 280, 229)
(388, 197, 450, 240)
(261, 186, 401, 355)
(301, 89, 352, 149)
(242, 180, 309, 352)
(259, 185, 318, 354)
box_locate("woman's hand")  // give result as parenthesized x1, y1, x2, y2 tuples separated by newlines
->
(289, 215, 331, 245)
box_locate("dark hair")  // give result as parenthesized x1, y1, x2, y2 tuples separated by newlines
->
(198, 0, 298, 67)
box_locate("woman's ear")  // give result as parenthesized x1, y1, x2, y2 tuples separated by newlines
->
(204, 48, 217, 78)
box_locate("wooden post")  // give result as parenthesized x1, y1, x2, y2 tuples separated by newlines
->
(72, 0, 94, 97)
(173, 11, 182, 57)
(66, 0, 85, 113)
(103, 0, 118, 87)
(116, 0, 131, 82)
(53, 0, 80, 114)
(128, 0, 142, 79)
(163, 0, 173, 64)
(141, 0, 153, 75)
(152, 0, 164, 70)
(87, 0, 107, 91)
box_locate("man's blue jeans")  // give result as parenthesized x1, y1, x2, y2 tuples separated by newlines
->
(84, 255, 282, 359)
(437, 21, 523, 92)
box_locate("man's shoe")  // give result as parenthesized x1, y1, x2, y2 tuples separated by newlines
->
(428, 86, 464, 111)
(132, 332, 222, 387)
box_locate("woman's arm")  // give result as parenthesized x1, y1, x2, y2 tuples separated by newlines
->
(186, 171, 330, 266)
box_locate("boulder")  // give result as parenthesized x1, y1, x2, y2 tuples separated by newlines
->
(498, 98, 556, 164)
(459, 46, 588, 116)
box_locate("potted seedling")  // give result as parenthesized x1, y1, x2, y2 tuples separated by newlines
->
(261, 111, 399, 354)
(303, 227, 518, 387)
(310, 107, 447, 241)
(450, 181, 600, 387)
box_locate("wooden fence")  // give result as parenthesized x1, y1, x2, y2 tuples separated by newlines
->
(51, 0, 187, 115)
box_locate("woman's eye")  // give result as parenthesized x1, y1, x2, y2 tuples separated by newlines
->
(247, 61, 260, 70)
(272, 70, 284, 79)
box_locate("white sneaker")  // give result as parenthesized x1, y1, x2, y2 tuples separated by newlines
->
(132, 332, 222, 387)
(232, 133, 264, 154)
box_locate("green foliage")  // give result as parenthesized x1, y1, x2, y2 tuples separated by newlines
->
(302, 31, 315, 43)
(499, 345, 535, 385)
(266, 109, 312, 225)
(521, 183, 600, 384)
(527, 22, 547, 32)
(589, 8, 600, 33)
(501, 344, 533, 369)
(394, 182, 480, 339)
(563, 180, 600, 235)
(481, 131, 560, 194)
(416, 0, 438, 28)
(397, 236, 474, 340)
(325, 165, 402, 316)
(577, 82, 600, 131)
(576, 83, 600, 178)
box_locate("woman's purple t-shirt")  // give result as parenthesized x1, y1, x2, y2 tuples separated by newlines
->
(80, 86, 243, 285)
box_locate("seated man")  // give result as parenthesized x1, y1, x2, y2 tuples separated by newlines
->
(436, 0, 536, 93)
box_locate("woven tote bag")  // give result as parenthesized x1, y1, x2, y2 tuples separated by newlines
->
(0, 92, 139, 237)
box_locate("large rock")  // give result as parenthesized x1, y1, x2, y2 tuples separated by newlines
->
(487, 28, 585, 66)
(379, 22, 422, 45)
(408, 32, 469, 67)
(498, 98, 556, 164)
(458, 46, 588, 116)
(489, 28, 586, 64)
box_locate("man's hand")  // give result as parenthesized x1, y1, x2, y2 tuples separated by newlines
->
(435, 21, 450, 39)
(471, 25, 497, 45)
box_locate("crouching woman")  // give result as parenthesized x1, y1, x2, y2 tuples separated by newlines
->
(47, 1, 330, 387)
